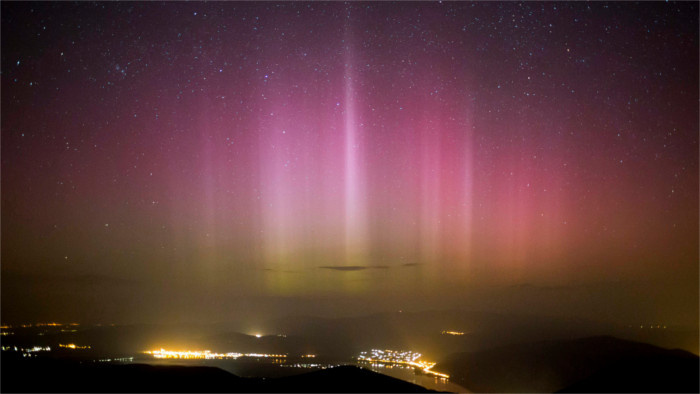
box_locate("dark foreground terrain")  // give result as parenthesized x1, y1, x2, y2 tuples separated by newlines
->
(437, 336, 699, 393)
(1, 354, 435, 393)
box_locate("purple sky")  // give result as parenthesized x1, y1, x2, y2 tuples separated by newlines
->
(2, 2, 697, 326)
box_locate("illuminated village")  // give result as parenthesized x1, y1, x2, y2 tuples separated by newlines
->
(357, 349, 449, 379)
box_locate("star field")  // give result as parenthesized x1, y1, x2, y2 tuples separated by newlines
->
(1, 2, 697, 324)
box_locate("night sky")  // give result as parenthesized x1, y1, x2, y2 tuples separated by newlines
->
(2, 2, 698, 326)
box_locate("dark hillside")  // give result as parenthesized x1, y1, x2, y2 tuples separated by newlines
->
(1, 353, 436, 393)
(437, 336, 699, 393)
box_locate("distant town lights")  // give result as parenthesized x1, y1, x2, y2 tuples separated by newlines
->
(59, 343, 90, 350)
(357, 349, 449, 380)
(145, 349, 287, 360)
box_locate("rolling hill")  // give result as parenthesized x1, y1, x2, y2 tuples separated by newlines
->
(1, 353, 436, 393)
(437, 335, 699, 393)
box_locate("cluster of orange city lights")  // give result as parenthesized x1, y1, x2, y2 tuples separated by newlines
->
(59, 343, 91, 350)
(145, 349, 287, 360)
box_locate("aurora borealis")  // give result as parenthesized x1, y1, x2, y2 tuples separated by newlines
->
(2, 2, 698, 326)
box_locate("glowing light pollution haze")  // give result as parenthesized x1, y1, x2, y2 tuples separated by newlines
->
(1, 2, 697, 325)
